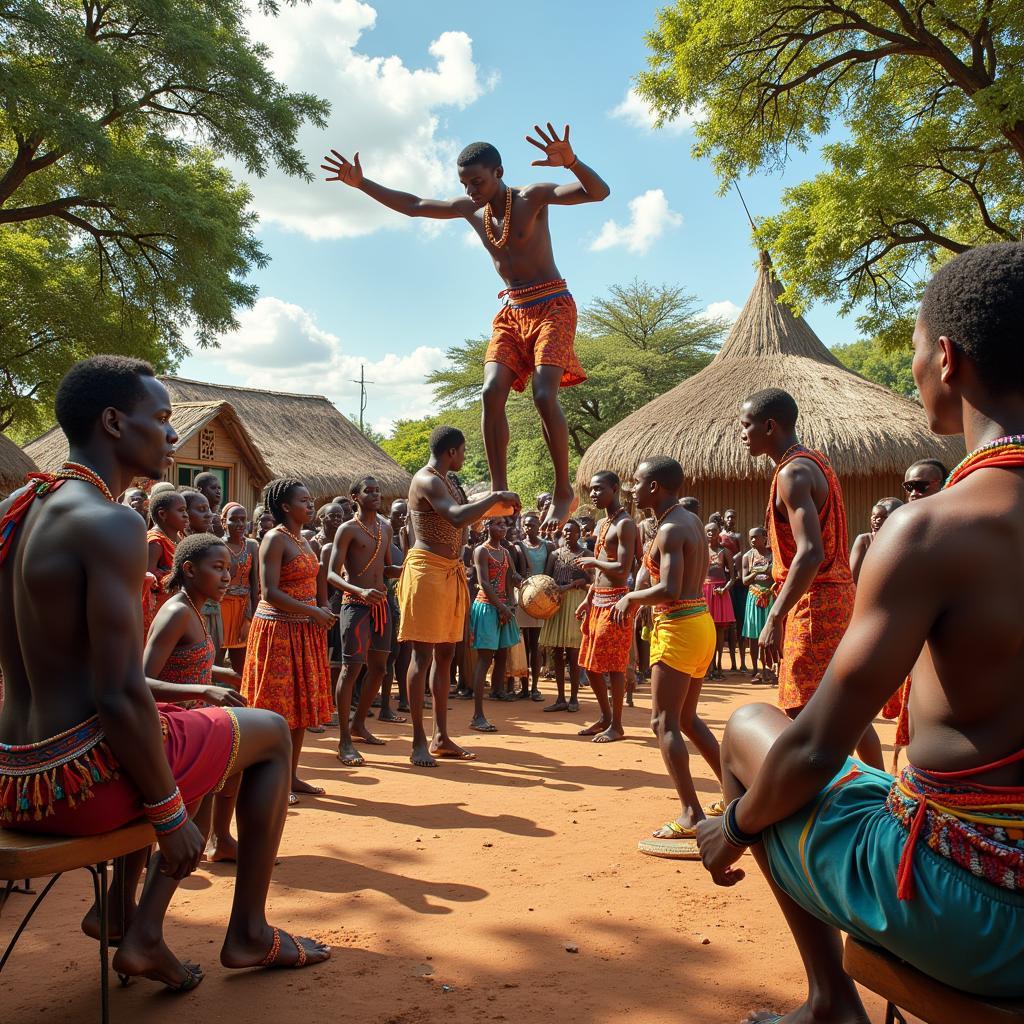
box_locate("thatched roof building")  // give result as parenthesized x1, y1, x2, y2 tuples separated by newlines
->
(161, 377, 411, 504)
(24, 376, 412, 507)
(576, 253, 963, 535)
(0, 432, 36, 497)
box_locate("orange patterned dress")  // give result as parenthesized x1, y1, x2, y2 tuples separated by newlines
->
(144, 529, 176, 638)
(241, 548, 331, 730)
(221, 542, 253, 649)
(767, 448, 855, 712)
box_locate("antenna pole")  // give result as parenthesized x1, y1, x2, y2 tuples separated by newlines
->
(350, 364, 376, 432)
(733, 182, 758, 233)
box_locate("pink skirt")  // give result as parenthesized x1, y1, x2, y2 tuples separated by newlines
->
(703, 581, 735, 624)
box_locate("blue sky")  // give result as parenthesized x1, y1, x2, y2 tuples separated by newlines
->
(181, 0, 852, 431)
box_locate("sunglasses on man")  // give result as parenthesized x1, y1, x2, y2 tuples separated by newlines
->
(902, 479, 933, 494)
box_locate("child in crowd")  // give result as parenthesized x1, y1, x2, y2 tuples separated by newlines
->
(741, 526, 775, 684)
(703, 522, 735, 680)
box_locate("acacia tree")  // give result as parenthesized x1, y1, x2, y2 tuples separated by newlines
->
(0, 0, 328, 435)
(638, 1, 1024, 343)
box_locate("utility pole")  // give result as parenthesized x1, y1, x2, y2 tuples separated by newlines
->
(350, 364, 375, 432)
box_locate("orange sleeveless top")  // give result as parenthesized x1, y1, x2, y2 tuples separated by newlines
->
(767, 448, 852, 588)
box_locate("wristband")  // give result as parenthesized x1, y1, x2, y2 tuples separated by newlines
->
(566, 155, 579, 169)
(144, 786, 189, 835)
(722, 797, 762, 848)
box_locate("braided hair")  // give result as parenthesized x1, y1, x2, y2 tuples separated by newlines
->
(264, 477, 306, 525)
(164, 533, 229, 593)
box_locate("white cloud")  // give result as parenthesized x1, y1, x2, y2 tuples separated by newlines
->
(704, 300, 741, 322)
(609, 88, 703, 136)
(180, 296, 447, 425)
(236, 1, 496, 240)
(589, 189, 683, 255)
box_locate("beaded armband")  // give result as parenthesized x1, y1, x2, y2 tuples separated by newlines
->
(144, 786, 189, 835)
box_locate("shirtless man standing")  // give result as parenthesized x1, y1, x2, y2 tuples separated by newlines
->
(697, 241, 1024, 1018)
(0, 357, 327, 988)
(323, 125, 609, 530)
(398, 426, 519, 767)
(328, 477, 399, 767)
(575, 471, 638, 743)
(611, 458, 719, 852)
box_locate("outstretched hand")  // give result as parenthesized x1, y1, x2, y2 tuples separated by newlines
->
(526, 123, 576, 167)
(322, 149, 363, 187)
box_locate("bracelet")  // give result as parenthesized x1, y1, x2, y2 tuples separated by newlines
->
(566, 155, 579, 169)
(722, 797, 762, 849)
(143, 786, 189, 836)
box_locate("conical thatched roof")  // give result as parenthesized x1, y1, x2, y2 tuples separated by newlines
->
(576, 253, 962, 487)
(161, 377, 411, 499)
(0, 432, 36, 496)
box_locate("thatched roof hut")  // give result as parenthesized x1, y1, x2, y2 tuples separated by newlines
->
(575, 252, 963, 535)
(0, 432, 36, 497)
(161, 377, 411, 504)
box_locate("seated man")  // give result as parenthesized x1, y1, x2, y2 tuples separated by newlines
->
(0, 356, 328, 991)
(697, 242, 1024, 1019)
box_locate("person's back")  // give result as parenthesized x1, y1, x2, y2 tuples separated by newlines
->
(697, 243, 1024, 1007)
(0, 479, 145, 743)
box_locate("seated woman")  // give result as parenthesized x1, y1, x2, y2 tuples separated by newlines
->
(696, 244, 1024, 1017)
(144, 533, 246, 863)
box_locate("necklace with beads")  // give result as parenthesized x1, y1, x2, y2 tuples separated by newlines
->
(427, 465, 463, 504)
(643, 502, 679, 564)
(776, 442, 806, 466)
(353, 514, 383, 576)
(596, 507, 625, 558)
(945, 434, 1024, 489)
(183, 590, 210, 639)
(56, 462, 115, 502)
(484, 186, 513, 248)
(278, 525, 308, 551)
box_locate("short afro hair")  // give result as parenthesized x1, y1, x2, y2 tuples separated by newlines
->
(680, 496, 700, 515)
(54, 356, 157, 446)
(639, 456, 684, 494)
(165, 534, 229, 594)
(743, 388, 799, 430)
(429, 425, 466, 457)
(590, 470, 620, 490)
(875, 497, 905, 515)
(457, 142, 501, 169)
(150, 489, 185, 524)
(193, 471, 220, 491)
(907, 458, 948, 481)
(919, 243, 1024, 391)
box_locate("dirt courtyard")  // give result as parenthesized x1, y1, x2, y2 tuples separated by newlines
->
(2, 677, 909, 1023)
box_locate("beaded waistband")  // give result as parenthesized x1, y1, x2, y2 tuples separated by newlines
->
(499, 278, 571, 309)
(654, 598, 709, 621)
(0, 716, 119, 823)
(254, 598, 315, 623)
(590, 586, 629, 608)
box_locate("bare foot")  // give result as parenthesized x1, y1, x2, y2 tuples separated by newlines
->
(112, 929, 204, 991)
(470, 714, 497, 733)
(593, 725, 624, 743)
(378, 708, 407, 723)
(221, 925, 330, 970)
(743, 1004, 870, 1024)
(82, 899, 135, 944)
(352, 724, 386, 745)
(578, 718, 610, 737)
(542, 486, 577, 531)
(430, 738, 476, 760)
(410, 741, 437, 768)
(208, 834, 239, 863)
(291, 778, 326, 795)
(337, 745, 365, 767)
(544, 699, 568, 713)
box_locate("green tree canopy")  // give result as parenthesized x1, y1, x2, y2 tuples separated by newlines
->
(423, 280, 727, 496)
(832, 337, 917, 399)
(0, 0, 328, 432)
(638, 0, 1024, 344)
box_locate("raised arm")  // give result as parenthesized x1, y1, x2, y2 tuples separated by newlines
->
(422, 474, 520, 528)
(524, 123, 610, 204)
(86, 509, 205, 877)
(322, 150, 474, 220)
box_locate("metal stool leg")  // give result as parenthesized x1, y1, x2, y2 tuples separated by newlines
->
(0, 872, 63, 971)
(86, 861, 111, 1024)
(885, 1002, 908, 1024)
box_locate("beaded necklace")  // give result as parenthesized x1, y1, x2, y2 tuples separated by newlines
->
(426, 465, 463, 503)
(353, 514, 383, 576)
(642, 502, 679, 566)
(278, 525, 309, 553)
(57, 462, 115, 502)
(183, 589, 210, 639)
(775, 442, 806, 467)
(595, 507, 625, 558)
(944, 434, 1024, 489)
(484, 186, 513, 248)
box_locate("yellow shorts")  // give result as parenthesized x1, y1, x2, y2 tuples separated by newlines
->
(649, 608, 716, 677)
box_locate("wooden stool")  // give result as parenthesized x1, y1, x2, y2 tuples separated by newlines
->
(843, 936, 1024, 1023)
(0, 823, 154, 1024)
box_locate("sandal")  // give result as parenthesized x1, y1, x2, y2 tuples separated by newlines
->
(704, 799, 726, 817)
(652, 820, 698, 839)
(259, 927, 327, 969)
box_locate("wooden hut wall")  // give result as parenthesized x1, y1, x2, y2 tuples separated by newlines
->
(168, 421, 259, 509)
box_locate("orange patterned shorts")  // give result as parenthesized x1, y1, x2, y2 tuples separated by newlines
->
(579, 587, 634, 674)
(777, 582, 854, 712)
(486, 280, 586, 393)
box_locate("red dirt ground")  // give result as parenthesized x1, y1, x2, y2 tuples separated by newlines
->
(2, 676, 915, 1023)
